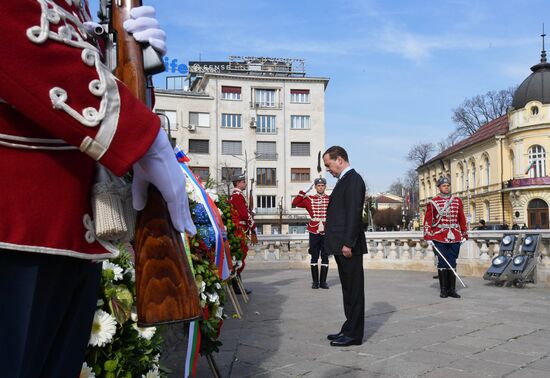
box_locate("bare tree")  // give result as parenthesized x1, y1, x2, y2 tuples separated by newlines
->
(452, 87, 515, 137)
(407, 142, 435, 166)
(388, 179, 405, 197)
(437, 130, 462, 153)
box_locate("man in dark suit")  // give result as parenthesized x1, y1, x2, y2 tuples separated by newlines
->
(323, 146, 367, 347)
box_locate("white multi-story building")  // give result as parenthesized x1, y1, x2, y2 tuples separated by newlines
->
(154, 57, 329, 235)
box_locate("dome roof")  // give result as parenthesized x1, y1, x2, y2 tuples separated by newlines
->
(512, 43, 550, 109)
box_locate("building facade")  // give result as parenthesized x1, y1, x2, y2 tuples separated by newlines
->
(418, 48, 550, 230)
(154, 57, 329, 235)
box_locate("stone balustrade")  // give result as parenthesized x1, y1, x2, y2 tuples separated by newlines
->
(249, 230, 550, 287)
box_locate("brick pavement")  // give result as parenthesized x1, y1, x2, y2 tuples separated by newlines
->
(165, 267, 550, 377)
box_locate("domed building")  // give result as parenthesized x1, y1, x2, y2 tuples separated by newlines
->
(418, 40, 550, 230)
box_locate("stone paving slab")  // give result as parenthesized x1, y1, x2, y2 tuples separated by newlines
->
(177, 268, 550, 377)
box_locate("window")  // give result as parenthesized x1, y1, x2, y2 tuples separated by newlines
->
(221, 140, 242, 155)
(528, 145, 546, 178)
(221, 113, 242, 128)
(484, 157, 490, 185)
(256, 141, 277, 160)
(188, 139, 209, 154)
(458, 163, 464, 191)
(257, 195, 276, 209)
(291, 142, 310, 156)
(470, 162, 476, 188)
(156, 109, 178, 130)
(484, 200, 491, 221)
(291, 115, 310, 129)
(289, 224, 307, 234)
(254, 89, 276, 107)
(291, 168, 310, 182)
(257, 168, 276, 186)
(290, 89, 310, 103)
(221, 167, 242, 181)
(189, 112, 210, 127)
(221, 86, 241, 100)
(257, 115, 276, 133)
(190, 166, 209, 181)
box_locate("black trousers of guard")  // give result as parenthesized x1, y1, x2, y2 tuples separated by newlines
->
(433, 241, 460, 269)
(334, 254, 365, 341)
(0, 249, 102, 378)
(309, 232, 329, 264)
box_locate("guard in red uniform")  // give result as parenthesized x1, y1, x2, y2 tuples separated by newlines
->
(423, 176, 468, 298)
(230, 173, 256, 294)
(0, 2, 195, 376)
(293, 177, 330, 289)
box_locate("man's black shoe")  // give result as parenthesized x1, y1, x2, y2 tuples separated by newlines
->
(234, 287, 252, 295)
(327, 332, 344, 341)
(330, 335, 362, 347)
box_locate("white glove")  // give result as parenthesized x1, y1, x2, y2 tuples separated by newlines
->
(123, 6, 167, 56)
(302, 183, 313, 193)
(132, 129, 196, 235)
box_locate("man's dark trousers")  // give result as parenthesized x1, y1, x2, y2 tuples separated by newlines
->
(335, 254, 364, 340)
(0, 249, 102, 378)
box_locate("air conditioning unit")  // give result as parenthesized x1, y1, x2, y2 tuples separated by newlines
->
(188, 124, 196, 131)
(250, 117, 256, 128)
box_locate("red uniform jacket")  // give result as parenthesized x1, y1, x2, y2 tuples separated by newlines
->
(424, 195, 468, 243)
(230, 188, 255, 233)
(292, 191, 330, 234)
(0, 0, 160, 259)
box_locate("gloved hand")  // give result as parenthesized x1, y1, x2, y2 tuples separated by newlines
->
(123, 6, 167, 56)
(132, 129, 196, 235)
(302, 183, 313, 193)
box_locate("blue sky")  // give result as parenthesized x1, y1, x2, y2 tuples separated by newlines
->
(94, 0, 546, 192)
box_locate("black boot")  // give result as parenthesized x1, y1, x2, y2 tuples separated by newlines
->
(446, 269, 461, 298)
(438, 269, 448, 298)
(319, 265, 329, 289)
(232, 277, 251, 295)
(311, 265, 319, 289)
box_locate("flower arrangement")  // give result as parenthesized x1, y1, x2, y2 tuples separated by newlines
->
(83, 245, 165, 378)
(187, 198, 227, 355)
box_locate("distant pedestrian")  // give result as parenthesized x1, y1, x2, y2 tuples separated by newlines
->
(323, 146, 367, 347)
(292, 178, 330, 289)
(423, 176, 468, 299)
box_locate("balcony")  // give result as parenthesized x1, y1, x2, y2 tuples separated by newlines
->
(255, 152, 278, 161)
(506, 177, 550, 189)
(250, 101, 282, 110)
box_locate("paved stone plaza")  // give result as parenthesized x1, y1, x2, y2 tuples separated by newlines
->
(174, 267, 550, 377)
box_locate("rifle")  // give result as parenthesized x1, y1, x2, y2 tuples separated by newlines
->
(103, 0, 201, 326)
(248, 177, 258, 244)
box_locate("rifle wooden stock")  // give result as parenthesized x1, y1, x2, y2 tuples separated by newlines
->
(112, 0, 201, 325)
(134, 187, 201, 326)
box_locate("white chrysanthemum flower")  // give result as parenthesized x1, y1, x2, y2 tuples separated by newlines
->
(80, 362, 95, 378)
(215, 282, 221, 290)
(206, 188, 218, 202)
(89, 309, 117, 347)
(215, 306, 224, 319)
(142, 365, 160, 378)
(200, 280, 206, 293)
(132, 323, 157, 340)
(102, 261, 123, 281)
(201, 292, 207, 301)
(207, 291, 219, 304)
